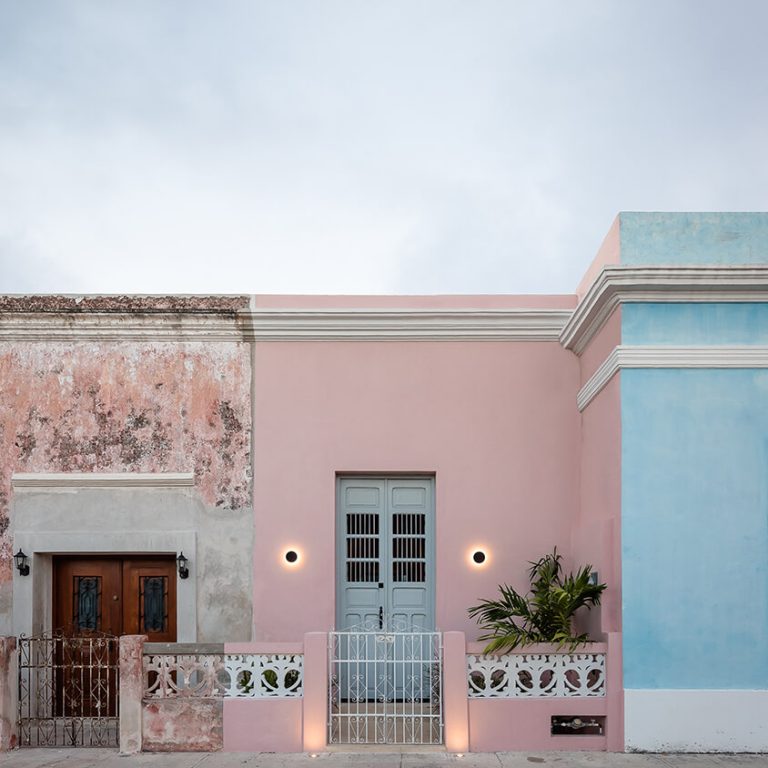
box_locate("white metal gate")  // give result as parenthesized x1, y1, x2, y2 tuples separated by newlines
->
(328, 623, 443, 745)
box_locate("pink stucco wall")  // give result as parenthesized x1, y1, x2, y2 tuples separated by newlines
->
(579, 307, 622, 387)
(576, 216, 621, 301)
(252, 330, 581, 640)
(573, 314, 624, 751)
(574, 372, 621, 639)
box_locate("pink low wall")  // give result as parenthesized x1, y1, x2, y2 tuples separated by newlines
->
(469, 698, 607, 752)
(205, 633, 621, 753)
(466, 638, 620, 752)
(223, 640, 307, 753)
(223, 699, 302, 752)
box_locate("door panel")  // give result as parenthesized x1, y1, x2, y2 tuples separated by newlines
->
(338, 479, 386, 630)
(53, 558, 123, 719)
(387, 478, 432, 631)
(54, 558, 123, 636)
(122, 559, 177, 641)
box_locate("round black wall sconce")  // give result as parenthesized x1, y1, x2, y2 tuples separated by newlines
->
(472, 550, 487, 565)
(284, 550, 299, 564)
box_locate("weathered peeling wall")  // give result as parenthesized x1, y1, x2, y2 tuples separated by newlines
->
(142, 699, 223, 752)
(0, 334, 252, 639)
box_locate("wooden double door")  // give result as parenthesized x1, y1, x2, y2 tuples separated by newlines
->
(53, 555, 177, 641)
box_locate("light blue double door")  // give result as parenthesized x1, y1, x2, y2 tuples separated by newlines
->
(336, 477, 435, 633)
(335, 477, 437, 706)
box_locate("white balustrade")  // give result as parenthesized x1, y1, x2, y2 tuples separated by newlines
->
(143, 652, 303, 699)
(467, 652, 605, 698)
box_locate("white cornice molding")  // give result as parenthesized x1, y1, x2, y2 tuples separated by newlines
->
(244, 308, 572, 341)
(562, 266, 768, 355)
(0, 313, 246, 342)
(578, 345, 768, 411)
(11, 472, 196, 489)
(0, 308, 573, 342)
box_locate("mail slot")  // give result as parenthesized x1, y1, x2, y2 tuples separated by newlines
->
(551, 716, 605, 736)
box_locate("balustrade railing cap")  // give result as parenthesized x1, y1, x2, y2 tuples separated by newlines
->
(143, 642, 225, 654)
(466, 641, 608, 655)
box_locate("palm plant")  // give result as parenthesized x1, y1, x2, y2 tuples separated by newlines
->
(468, 548, 606, 653)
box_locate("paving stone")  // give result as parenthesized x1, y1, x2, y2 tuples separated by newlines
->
(1, 750, 766, 768)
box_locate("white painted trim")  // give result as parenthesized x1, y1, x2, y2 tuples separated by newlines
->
(6, 265, 767, 345)
(578, 345, 768, 411)
(11, 472, 196, 489)
(562, 265, 768, 354)
(578, 348, 621, 411)
(245, 308, 572, 341)
(625, 689, 768, 752)
(0, 308, 573, 341)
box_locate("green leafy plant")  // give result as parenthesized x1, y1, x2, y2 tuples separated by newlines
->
(468, 548, 606, 653)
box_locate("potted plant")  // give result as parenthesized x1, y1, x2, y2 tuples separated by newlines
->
(468, 548, 606, 653)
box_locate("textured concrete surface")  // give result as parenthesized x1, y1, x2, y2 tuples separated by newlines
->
(1, 750, 767, 768)
(0, 333, 253, 640)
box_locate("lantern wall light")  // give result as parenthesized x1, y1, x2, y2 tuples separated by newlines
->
(177, 552, 190, 579)
(14, 549, 30, 576)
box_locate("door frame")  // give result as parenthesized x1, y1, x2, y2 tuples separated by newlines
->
(334, 474, 436, 632)
(11, 472, 199, 642)
(13, 530, 197, 641)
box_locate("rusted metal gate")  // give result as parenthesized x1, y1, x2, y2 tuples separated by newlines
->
(18, 633, 119, 747)
(328, 624, 443, 745)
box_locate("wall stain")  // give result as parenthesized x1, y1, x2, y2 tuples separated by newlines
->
(0, 340, 252, 584)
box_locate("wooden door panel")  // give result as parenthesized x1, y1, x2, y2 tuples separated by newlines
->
(53, 557, 123, 636)
(122, 559, 177, 642)
(53, 557, 122, 718)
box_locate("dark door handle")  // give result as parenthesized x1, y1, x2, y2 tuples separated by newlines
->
(378, 606, 383, 629)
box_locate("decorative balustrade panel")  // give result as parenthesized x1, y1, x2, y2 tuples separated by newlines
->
(143, 653, 303, 699)
(467, 652, 605, 698)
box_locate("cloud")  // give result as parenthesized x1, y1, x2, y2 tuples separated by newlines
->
(1, 0, 767, 295)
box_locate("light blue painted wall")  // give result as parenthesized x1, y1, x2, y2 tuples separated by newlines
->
(619, 212, 768, 265)
(623, 303, 768, 345)
(622, 369, 768, 689)
(617, 213, 768, 690)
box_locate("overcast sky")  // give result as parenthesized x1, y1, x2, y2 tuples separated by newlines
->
(1, 1, 767, 296)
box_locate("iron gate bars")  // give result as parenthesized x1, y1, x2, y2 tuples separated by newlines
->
(329, 627, 443, 745)
(18, 633, 120, 747)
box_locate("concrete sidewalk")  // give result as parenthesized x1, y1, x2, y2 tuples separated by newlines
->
(1, 751, 767, 768)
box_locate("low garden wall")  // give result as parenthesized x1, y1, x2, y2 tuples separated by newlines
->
(466, 635, 623, 751)
(3, 631, 622, 754)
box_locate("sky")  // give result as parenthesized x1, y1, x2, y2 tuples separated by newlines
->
(1, 1, 767, 296)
